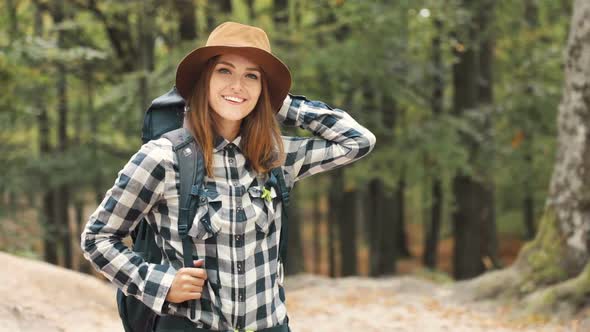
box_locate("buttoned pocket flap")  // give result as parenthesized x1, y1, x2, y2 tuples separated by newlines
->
(189, 190, 222, 240)
(247, 185, 278, 233)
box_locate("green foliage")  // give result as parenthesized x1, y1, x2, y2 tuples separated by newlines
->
(0, 0, 571, 245)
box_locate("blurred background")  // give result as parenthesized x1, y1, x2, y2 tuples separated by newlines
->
(0, 0, 571, 281)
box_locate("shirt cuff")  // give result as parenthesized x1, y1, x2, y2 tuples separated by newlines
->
(146, 264, 177, 315)
(276, 94, 292, 122)
(276, 94, 302, 127)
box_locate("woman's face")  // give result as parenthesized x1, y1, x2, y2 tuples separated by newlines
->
(208, 53, 262, 125)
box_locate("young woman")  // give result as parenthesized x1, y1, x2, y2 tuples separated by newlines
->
(81, 22, 376, 332)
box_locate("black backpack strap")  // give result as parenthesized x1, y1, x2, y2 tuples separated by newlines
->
(269, 168, 290, 266)
(162, 127, 205, 320)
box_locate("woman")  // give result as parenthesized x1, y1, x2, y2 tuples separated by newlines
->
(81, 21, 376, 331)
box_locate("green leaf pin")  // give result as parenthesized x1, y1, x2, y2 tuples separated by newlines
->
(261, 187, 272, 202)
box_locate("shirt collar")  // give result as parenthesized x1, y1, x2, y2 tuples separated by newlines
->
(213, 134, 242, 153)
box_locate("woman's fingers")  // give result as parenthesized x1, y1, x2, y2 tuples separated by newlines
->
(180, 273, 206, 286)
(181, 283, 203, 293)
(186, 291, 202, 300)
(180, 266, 208, 280)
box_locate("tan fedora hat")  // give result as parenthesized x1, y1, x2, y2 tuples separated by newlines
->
(175, 21, 291, 112)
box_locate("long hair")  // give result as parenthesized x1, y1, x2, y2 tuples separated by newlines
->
(185, 56, 285, 177)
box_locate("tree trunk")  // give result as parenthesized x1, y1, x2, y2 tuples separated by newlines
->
(451, 0, 500, 279)
(522, 0, 539, 240)
(273, 0, 288, 26)
(312, 185, 322, 274)
(379, 192, 397, 275)
(425, 179, 443, 269)
(477, 0, 501, 269)
(339, 190, 358, 276)
(328, 169, 343, 277)
(138, 0, 156, 117)
(367, 178, 385, 277)
(285, 185, 304, 275)
(424, 17, 444, 269)
(53, 0, 72, 268)
(461, 0, 590, 315)
(451, 10, 485, 279)
(174, 0, 197, 41)
(32, 1, 57, 265)
(395, 176, 410, 258)
(6, 0, 18, 43)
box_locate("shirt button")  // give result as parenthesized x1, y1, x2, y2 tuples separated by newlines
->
(237, 262, 243, 272)
(233, 180, 239, 186)
(238, 294, 244, 301)
(235, 235, 241, 241)
(228, 158, 235, 164)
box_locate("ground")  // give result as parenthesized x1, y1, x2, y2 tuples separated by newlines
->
(2, 251, 586, 332)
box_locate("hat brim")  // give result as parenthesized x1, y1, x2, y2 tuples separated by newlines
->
(175, 46, 291, 112)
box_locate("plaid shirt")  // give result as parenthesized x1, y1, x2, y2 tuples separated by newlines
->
(81, 94, 376, 331)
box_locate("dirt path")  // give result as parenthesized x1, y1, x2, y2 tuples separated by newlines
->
(285, 275, 584, 332)
(1, 252, 584, 332)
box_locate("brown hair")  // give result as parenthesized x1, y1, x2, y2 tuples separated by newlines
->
(185, 56, 285, 177)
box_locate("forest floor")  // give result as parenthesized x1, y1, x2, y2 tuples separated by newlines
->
(2, 251, 587, 332)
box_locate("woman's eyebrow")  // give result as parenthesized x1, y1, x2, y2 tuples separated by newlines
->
(217, 61, 261, 73)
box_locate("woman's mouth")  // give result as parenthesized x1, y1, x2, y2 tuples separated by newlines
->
(223, 95, 246, 105)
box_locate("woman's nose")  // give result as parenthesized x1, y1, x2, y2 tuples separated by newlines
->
(229, 76, 243, 92)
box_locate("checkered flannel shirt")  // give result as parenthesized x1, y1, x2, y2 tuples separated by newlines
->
(81, 94, 376, 331)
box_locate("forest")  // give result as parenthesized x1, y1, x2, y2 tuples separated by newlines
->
(1, 0, 589, 331)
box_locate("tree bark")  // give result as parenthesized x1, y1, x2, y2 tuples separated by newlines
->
(367, 178, 385, 277)
(339, 190, 358, 276)
(460, 0, 590, 315)
(173, 0, 197, 41)
(379, 192, 397, 275)
(328, 169, 343, 277)
(451, 8, 485, 279)
(477, 0, 501, 269)
(285, 185, 304, 275)
(273, 0, 288, 26)
(78, 1, 138, 73)
(451, 0, 499, 279)
(424, 16, 444, 270)
(522, 0, 540, 240)
(312, 185, 322, 274)
(32, 0, 58, 266)
(137, 0, 156, 117)
(53, 0, 72, 268)
(424, 178, 443, 268)
(6, 0, 18, 43)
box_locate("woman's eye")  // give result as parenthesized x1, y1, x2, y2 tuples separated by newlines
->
(246, 73, 258, 80)
(218, 68, 230, 74)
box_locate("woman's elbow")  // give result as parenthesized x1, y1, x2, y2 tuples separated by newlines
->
(366, 131, 376, 152)
(357, 130, 376, 157)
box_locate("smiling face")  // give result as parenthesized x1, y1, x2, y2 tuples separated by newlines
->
(208, 53, 263, 132)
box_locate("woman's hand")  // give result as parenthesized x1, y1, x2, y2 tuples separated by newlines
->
(165, 259, 208, 303)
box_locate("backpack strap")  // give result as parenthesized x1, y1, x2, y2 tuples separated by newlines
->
(162, 127, 205, 320)
(269, 168, 290, 267)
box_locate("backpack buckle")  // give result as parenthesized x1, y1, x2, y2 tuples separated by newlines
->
(178, 224, 188, 236)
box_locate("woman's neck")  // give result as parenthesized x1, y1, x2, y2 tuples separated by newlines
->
(214, 117, 241, 141)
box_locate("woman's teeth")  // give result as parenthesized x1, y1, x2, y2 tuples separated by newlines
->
(223, 96, 245, 103)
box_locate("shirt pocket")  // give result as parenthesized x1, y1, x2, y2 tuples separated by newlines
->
(188, 189, 222, 240)
(247, 185, 279, 234)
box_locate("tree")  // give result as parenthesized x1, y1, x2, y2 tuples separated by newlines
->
(461, 0, 590, 314)
(423, 17, 444, 270)
(451, 0, 498, 280)
(173, 0, 197, 41)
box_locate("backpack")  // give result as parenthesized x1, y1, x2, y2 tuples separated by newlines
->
(116, 87, 291, 332)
